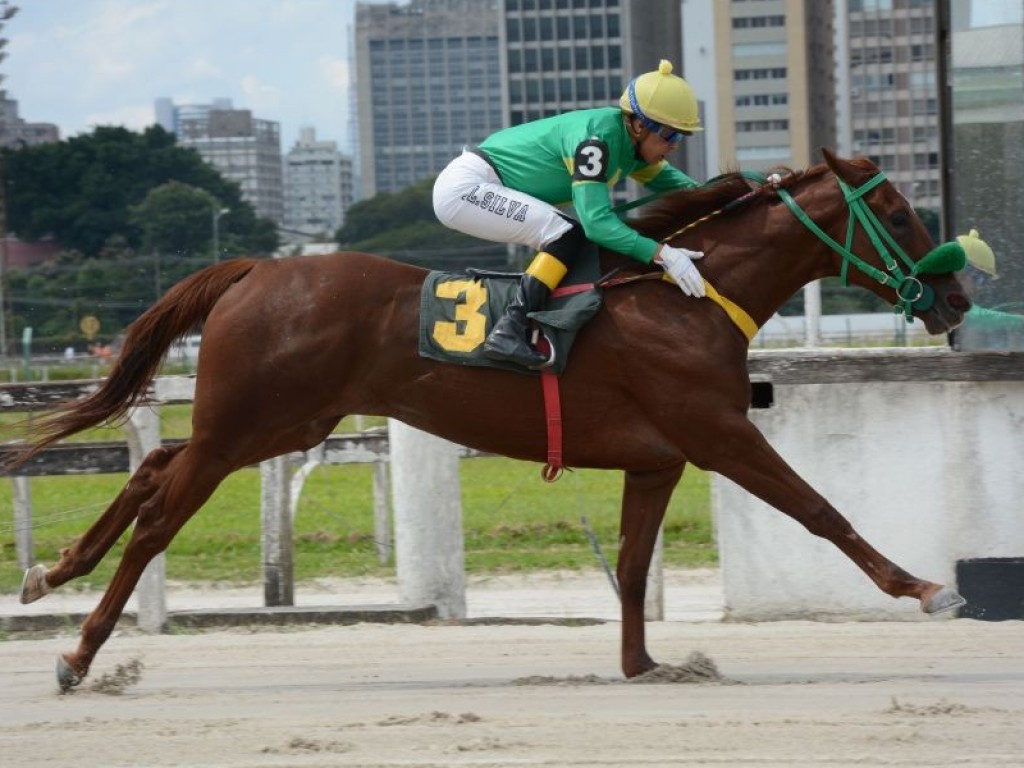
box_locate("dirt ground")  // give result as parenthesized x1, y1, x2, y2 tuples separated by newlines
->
(1, 614, 1022, 767)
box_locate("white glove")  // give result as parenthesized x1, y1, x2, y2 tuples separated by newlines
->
(655, 245, 706, 297)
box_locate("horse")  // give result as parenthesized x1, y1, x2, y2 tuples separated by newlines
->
(11, 149, 972, 691)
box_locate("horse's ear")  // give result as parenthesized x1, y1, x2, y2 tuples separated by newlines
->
(820, 146, 876, 188)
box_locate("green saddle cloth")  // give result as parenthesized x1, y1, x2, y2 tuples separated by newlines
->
(418, 248, 603, 375)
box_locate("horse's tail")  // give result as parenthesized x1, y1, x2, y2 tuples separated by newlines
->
(5, 258, 258, 471)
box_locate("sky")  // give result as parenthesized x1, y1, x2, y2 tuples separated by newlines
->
(5, 0, 377, 152)
(4, 0, 1022, 155)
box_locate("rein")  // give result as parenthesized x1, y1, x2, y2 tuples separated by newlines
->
(776, 173, 965, 320)
(657, 168, 967, 328)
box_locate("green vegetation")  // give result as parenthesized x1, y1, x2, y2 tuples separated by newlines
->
(335, 176, 510, 271)
(3, 126, 278, 351)
(0, 455, 713, 593)
(5, 126, 277, 259)
(1, 404, 712, 592)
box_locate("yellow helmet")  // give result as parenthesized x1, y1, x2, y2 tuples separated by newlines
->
(619, 59, 703, 133)
(958, 228, 998, 278)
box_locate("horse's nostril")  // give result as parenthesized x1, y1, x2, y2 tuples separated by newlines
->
(947, 292, 972, 313)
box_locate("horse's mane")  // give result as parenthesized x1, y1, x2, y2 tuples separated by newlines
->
(629, 162, 835, 243)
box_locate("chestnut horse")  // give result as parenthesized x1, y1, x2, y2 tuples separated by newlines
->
(13, 150, 972, 690)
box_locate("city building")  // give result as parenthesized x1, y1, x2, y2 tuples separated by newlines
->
(503, 0, 690, 185)
(354, 0, 505, 198)
(838, 0, 942, 211)
(154, 97, 234, 137)
(153, 98, 284, 224)
(282, 127, 355, 242)
(0, 92, 58, 147)
(712, 0, 836, 173)
(355, 0, 688, 198)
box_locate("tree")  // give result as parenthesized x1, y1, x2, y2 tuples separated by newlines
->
(2, 125, 283, 348)
(337, 177, 509, 271)
(131, 181, 220, 257)
(2, 125, 278, 258)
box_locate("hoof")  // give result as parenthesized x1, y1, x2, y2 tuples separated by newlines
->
(922, 586, 966, 615)
(20, 564, 51, 604)
(56, 655, 83, 693)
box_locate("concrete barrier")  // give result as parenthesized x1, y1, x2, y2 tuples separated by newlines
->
(713, 347, 1024, 621)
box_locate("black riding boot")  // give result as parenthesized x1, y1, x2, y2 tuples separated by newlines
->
(483, 273, 551, 369)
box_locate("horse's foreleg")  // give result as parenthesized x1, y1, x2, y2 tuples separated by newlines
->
(617, 465, 684, 678)
(20, 444, 186, 605)
(706, 417, 963, 614)
(57, 445, 226, 690)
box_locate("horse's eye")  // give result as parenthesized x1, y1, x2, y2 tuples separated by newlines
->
(890, 211, 910, 229)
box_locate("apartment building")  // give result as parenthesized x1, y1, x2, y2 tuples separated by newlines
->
(0, 93, 58, 147)
(283, 127, 355, 242)
(355, 0, 687, 197)
(154, 98, 284, 224)
(840, 0, 942, 210)
(354, 0, 505, 197)
(714, 0, 836, 172)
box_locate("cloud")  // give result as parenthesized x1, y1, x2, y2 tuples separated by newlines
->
(189, 57, 225, 80)
(319, 57, 350, 93)
(56, 1, 175, 97)
(240, 74, 282, 112)
(6, 0, 359, 150)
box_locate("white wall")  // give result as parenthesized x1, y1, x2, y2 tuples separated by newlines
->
(713, 354, 1024, 620)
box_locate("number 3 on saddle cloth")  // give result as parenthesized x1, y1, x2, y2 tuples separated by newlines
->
(418, 245, 603, 377)
(418, 246, 604, 481)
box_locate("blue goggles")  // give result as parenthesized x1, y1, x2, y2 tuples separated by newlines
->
(966, 265, 991, 288)
(626, 80, 687, 145)
(636, 116, 687, 145)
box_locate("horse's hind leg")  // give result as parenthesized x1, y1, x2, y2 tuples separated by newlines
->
(56, 442, 227, 690)
(617, 466, 683, 678)
(20, 444, 186, 604)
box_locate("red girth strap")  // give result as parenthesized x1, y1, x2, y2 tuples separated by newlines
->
(535, 282, 598, 482)
(540, 367, 563, 482)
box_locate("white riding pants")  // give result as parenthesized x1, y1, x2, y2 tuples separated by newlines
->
(432, 150, 574, 252)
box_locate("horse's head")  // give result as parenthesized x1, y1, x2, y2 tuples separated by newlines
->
(817, 148, 971, 333)
(628, 152, 972, 337)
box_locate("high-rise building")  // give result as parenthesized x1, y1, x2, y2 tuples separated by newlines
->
(283, 127, 355, 242)
(0, 93, 58, 147)
(355, 0, 505, 198)
(153, 98, 284, 224)
(154, 97, 234, 136)
(355, 0, 689, 197)
(503, 0, 681, 120)
(503, 0, 689, 183)
(839, 0, 942, 211)
(709, 0, 836, 172)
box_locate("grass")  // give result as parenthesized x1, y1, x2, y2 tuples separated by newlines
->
(1, 403, 714, 592)
(0, 458, 712, 592)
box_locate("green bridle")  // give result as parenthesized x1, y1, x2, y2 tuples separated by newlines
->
(776, 171, 967, 321)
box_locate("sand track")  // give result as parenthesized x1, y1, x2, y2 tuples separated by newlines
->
(1, 618, 1022, 767)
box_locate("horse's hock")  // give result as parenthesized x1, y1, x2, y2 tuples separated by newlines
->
(715, 346, 1024, 621)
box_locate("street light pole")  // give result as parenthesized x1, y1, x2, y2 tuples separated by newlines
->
(212, 206, 230, 262)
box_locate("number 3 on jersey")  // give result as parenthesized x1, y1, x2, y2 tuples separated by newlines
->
(432, 279, 489, 352)
(573, 139, 609, 182)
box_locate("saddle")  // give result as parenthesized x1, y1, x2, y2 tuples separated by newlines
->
(418, 246, 603, 376)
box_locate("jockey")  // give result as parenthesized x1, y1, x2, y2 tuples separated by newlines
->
(950, 229, 1024, 351)
(433, 59, 705, 369)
